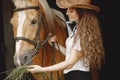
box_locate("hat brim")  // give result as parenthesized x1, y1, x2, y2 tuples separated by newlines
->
(56, 0, 100, 12)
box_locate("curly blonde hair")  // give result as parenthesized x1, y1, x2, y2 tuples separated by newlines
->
(74, 8, 105, 71)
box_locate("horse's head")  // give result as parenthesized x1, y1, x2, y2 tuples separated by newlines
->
(10, 0, 44, 66)
(11, 0, 67, 67)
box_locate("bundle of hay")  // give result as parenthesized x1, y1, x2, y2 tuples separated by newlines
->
(4, 65, 52, 80)
(4, 65, 31, 80)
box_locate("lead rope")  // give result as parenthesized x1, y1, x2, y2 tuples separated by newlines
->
(51, 41, 61, 80)
(41, 45, 45, 80)
(56, 41, 63, 80)
(50, 42, 55, 80)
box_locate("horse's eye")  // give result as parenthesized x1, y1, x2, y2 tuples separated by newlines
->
(31, 19, 37, 24)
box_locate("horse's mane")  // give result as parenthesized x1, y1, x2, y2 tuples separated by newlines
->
(52, 8, 66, 22)
(38, 0, 66, 28)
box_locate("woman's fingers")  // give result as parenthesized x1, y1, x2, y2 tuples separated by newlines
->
(48, 35, 57, 45)
(26, 65, 41, 73)
(26, 65, 34, 68)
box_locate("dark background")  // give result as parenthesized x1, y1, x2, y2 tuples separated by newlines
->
(0, 0, 119, 80)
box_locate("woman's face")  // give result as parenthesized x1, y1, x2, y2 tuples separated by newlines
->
(66, 7, 79, 23)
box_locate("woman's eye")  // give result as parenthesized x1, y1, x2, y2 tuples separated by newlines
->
(69, 10, 74, 13)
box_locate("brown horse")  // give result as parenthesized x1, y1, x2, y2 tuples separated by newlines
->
(10, 0, 67, 80)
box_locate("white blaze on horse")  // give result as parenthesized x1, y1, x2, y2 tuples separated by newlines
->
(10, 0, 67, 79)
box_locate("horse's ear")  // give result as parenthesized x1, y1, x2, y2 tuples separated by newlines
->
(12, 0, 15, 2)
(12, 0, 15, 6)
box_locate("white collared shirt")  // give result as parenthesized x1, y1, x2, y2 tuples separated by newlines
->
(64, 25, 90, 74)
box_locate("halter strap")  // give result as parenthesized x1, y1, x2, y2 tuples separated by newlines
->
(13, 6, 39, 12)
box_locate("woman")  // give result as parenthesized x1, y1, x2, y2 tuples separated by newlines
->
(27, 0, 105, 80)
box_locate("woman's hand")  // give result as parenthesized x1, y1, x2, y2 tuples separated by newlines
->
(48, 35, 66, 55)
(27, 65, 43, 73)
(48, 35, 57, 45)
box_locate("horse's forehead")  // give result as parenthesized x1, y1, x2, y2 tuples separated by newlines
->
(13, 0, 39, 8)
(11, 9, 39, 24)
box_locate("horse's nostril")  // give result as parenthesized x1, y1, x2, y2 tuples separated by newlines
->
(24, 56, 28, 61)
(22, 54, 32, 65)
